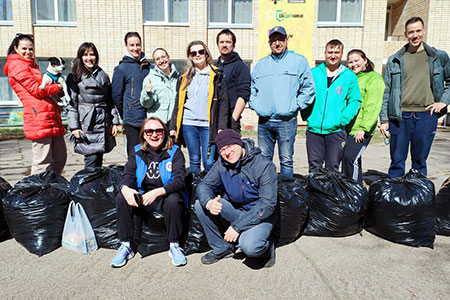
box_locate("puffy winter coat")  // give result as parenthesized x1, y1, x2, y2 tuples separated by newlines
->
(111, 54, 150, 127)
(3, 54, 65, 140)
(66, 68, 120, 155)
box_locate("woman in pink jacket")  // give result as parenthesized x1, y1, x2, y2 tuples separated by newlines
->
(4, 34, 67, 174)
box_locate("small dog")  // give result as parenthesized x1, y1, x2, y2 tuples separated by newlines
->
(39, 57, 70, 107)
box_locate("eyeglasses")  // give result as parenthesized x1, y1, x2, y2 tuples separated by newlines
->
(269, 36, 286, 44)
(189, 49, 206, 57)
(219, 144, 236, 155)
(144, 128, 165, 136)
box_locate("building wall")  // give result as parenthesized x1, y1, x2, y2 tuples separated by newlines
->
(426, 0, 450, 54)
(0, 0, 33, 54)
(312, 0, 387, 74)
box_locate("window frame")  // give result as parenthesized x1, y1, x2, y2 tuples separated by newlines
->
(143, 0, 189, 26)
(317, 0, 364, 28)
(33, 0, 77, 27)
(207, 0, 254, 29)
(0, 0, 13, 25)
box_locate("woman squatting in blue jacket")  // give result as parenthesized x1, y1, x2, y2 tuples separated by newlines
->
(110, 117, 187, 268)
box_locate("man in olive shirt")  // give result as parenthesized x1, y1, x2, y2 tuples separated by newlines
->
(380, 17, 450, 178)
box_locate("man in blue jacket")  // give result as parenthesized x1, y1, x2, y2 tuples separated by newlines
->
(379, 17, 450, 178)
(195, 129, 277, 268)
(305, 39, 361, 173)
(215, 29, 251, 131)
(249, 26, 315, 177)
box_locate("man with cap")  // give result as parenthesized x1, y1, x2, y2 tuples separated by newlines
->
(249, 26, 315, 177)
(195, 129, 277, 267)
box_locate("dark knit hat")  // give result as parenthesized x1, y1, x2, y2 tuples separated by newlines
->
(215, 129, 243, 150)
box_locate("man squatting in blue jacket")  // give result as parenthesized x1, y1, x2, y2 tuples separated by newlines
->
(215, 29, 251, 132)
(249, 26, 315, 177)
(195, 129, 277, 268)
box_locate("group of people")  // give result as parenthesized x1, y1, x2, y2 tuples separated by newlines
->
(4, 16, 449, 269)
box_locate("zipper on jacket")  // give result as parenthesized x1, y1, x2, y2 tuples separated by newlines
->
(320, 75, 340, 133)
(130, 78, 134, 97)
(32, 107, 38, 115)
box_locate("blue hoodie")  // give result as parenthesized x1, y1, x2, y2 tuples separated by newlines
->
(249, 50, 315, 120)
(112, 54, 151, 127)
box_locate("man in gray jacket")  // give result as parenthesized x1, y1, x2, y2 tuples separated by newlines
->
(380, 17, 450, 178)
(195, 129, 277, 268)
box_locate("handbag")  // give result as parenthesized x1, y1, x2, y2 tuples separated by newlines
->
(62, 201, 98, 254)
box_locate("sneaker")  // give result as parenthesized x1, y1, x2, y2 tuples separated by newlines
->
(201, 248, 234, 265)
(168, 244, 187, 266)
(263, 241, 276, 268)
(110, 243, 135, 268)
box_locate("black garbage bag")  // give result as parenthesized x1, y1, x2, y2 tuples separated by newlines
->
(183, 172, 210, 255)
(362, 169, 389, 186)
(135, 211, 169, 257)
(436, 177, 450, 236)
(69, 165, 123, 249)
(2, 171, 70, 256)
(304, 169, 369, 237)
(0, 176, 12, 241)
(272, 174, 308, 246)
(366, 169, 435, 248)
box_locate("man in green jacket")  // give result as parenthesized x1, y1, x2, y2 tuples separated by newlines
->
(379, 17, 450, 178)
(305, 39, 361, 173)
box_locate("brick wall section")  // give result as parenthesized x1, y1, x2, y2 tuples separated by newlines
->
(426, 0, 450, 54)
(390, 0, 430, 38)
(313, 0, 386, 74)
(0, 0, 33, 56)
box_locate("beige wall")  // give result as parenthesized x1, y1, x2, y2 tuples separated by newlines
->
(313, 0, 387, 74)
(0, 0, 33, 55)
(426, 0, 450, 54)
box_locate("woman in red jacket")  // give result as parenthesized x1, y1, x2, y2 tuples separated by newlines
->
(4, 34, 67, 174)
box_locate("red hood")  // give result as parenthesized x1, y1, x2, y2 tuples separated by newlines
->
(4, 53, 36, 77)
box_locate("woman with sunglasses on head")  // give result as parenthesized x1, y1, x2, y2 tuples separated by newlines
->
(4, 34, 67, 175)
(342, 49, 385, 183)
(170, 41, 229, 173)
(112, 32, 150, 156)
(111, 117, 187, 268)
(66, 42, 120, 169)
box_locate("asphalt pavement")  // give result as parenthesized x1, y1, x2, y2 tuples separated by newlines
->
(0, 131, 449, 299)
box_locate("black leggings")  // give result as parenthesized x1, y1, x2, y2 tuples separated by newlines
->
(115, 192, 184, 243)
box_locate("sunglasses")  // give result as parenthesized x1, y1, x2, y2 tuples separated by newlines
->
(15, 33, 34, 39)
(269, 36, 286, 44)
(144, 128, 165, 136)
(189, 49, 206, 57)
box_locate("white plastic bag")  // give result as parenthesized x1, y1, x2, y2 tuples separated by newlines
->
(62, 201, 98, 254)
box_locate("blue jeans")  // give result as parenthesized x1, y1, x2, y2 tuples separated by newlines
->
(388, 111, 438, 178)
(257, 117, 297, 177)
(182, 125, 216, 173)
(194, 199, 272, 257)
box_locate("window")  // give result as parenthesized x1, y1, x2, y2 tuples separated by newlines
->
(0, 58, 18, 105)
(33, 0, 76, 25)
(0, 0, 12, 23)
(208, 0, 253, 28)
(143, 0, 189, 25)
(318, 0, 363, 26)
